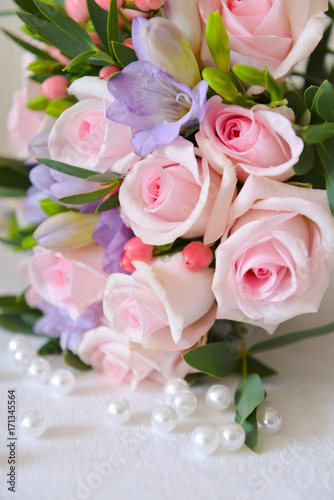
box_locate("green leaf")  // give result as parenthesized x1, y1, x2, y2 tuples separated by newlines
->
(21, 235, 37, 249)
(58, 185, 113, 204)
(27, 59, 63, 74)
(63, 350, 91, 371)
(264, 67, 283, 103)
(326, 2, 334, 19)
(0, 295, 40, 315)
(0, 10, 15, 16)
(182, 342, 240, 378)
(304, 85, 319, 111)
(300, 123, 334, 144)
(40, 198, 68, 216)
(235, 374, 266, 425)
(111, 41, 137, 67)
(95, 190, 120, 212)
(293, 144, 314, 175)
(284, 90, 306, 124)
(232, 65, 265, 87)
(202, 68, 238, 101)
(1, 29, 54, 60)
(314, 88, 334, 122)
(244, 356, 278, 378)
(38, 337, 62, 355)
(86, 172, 121, 182)
(206, 11, 230, 74)
(0, 314, 36, 334)
(87, 0, 109, 52)
(37, 158, 96, 179)
(46, 97, 76, 117)
(326, 169, 334, 215)
(241, 407, 260, 453)
(0, 186, 26, 197)
(13, 0, 39, 14)
(63, 49, 99, 70)
(0, 236, 21, 247)
(34, 1, 96, 49)
(304, 24, 332, 91)
(185, 372, 210, 386)
(317, 140, 334, 186)
(26, 94, 49, 110)
(249, 321, 334, 354)
(107, 0, 119, 54)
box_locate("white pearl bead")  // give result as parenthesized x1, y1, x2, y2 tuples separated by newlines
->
(13, 345, 36, 367)
(106, 397, 131, 425)
(170, 390, 197, 417)
(164, 378, 189, 403)
(206, 384, 231, 411)
(26, 357, 51, 384)
(8, 335, 30, 353)
(49, 369, 75, 396)
(257, 407, 282, 435)
(151, 404, 178, 432)
(21, 410, 47, 438)
(191, 425, 219, 456)
(221, 422, 246, 451)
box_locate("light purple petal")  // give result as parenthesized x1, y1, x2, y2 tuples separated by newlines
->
(28, 131, 50, 158)
(131, 16, 150, 62)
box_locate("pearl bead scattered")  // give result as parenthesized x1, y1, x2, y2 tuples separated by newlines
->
(21, 410, 47, 438)
(170, 389, 197, 417)
(13, 345, 36, 367)
(221, 422, 246, 451)
(151, 404, 178, 433)
(206, 384, 231, 412)
(26, 357, 51, 385)
(257, 407, 282, 435)
(49, 369, 75, 396)
(164, 378, 189, 403)
(106, 396, 131, 425)
(191, 425, 219, 456)
(8, 335, 30, 354)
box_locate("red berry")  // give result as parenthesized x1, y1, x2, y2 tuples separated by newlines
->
(120, 253, 136, 273)
(182, 241, 213, 271)
(124, 237, 154, 263)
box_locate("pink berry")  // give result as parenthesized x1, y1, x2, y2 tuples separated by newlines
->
(95, 0, 123, 10)
(122, 38, 134, 50)
(182, 242, 213, 271)
(65, 0, 89, 24)
(88, 31, 102, 49)
(41, 76, 69, 100)
(120, 254, 136, 273)
(124, 237, 154, 263)
(133, 0, 166, 10)
(99, 65, 120, 80)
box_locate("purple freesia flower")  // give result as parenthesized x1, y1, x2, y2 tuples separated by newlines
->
(93, 207, 134, 274)
(107, 61, 208, 156)
(34, 300, 103, 353)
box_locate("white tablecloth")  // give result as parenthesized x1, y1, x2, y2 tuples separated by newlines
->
(0, 248, 334, 500)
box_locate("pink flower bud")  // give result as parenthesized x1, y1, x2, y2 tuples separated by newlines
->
(122, 38, 134, 50)
(120, 253, 136, 273)
(65, 0, 89, 24)
(88, 31, 102, 48)
(41, 76, 69, 100)
(99, 65, 120, 80)
(182, 241, 213, 271)
(95, 0, 123, 10)
(133, 0, 166, 11)
(124, 237, 154, 262)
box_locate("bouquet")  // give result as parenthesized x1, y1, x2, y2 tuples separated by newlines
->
(1, 0, 334, 453)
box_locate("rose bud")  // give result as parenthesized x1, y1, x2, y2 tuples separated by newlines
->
(182, 241, 213, 271)
(120, 253, 136, 273)
(41, 76, 69, 100)
(124, 237, 154, 262)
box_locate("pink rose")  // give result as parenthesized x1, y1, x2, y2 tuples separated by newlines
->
(48, 76, 139, 174)
(213, 176, 334, 333)
(197, 96, 304, 182)
(119, 136, 236, 245)
(29, 244, 107, 320)
(103, 252, 216, 349)
(77, 325, 195, 388)
(198, 0, 328, 79)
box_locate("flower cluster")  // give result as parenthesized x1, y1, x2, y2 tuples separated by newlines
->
(2, 0, 334, 451)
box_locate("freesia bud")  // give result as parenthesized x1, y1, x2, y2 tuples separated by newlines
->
(182, 241, 213, 271)
(120, 253, 136, 273)
(161, 0, 202, 55)
(124, 237, 154, 262)
(137, 17, 201, 87)
(33, 212, 99, 250)
(42, 76, 69, 100)
(65, 0, 89, 24)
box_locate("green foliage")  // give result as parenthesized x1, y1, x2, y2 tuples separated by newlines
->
(37, 158, 96, 179)
(63, 350, 92, 371)
(182, 342, 241, 378)
(206, 11, 230, 74)
(39, 198, 68, 216)
(95, 190, 120, 212)
(58, 185, 116, 204)
(0, 295, 42, 335)
(46, 97, 77, 118)
(38, 338, 62, 355)
(111, 41, 137, 67)
(87, 0, 110, 52)
(0, 157, 32, 197)
(202, 68, 238, 102)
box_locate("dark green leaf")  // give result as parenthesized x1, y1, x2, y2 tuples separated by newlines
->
(300, 123, 334, 144)
(185, 372, 211, 386)
(37, 158, 96, 179)
(0, 10, 15, 16)
(0, 157, 27, 171)
(326, 3, 334, 19)
(240, 407, 260, 453)
(304, 86, 319, 111)
(38, 338, 62, 355)
(108, 0, 119, 54)
(63, 350, 91, 371)
(13, 0, 39, 14)
(0, 296, 41, 316)
(58, 185, 113, 204)
(63, 49, 99, 70)
(87, 0, 109, 52)
(86, 172, 121, 182)
(40, 198, 68, 216)
(317, 140, 334, 186)
(249, 321, 334, 354)
(0, 314, 36, 334)
(182, 342, 240, 378)
(244, 356, 278, 378)
(293, 144, 314, 175)
(314, 88, 334, 122)
(0, 186, 27, 197)
(326, 169, 334, 215)
(0, 236, 21, 247)
(95, 190, 120, 212)
(1, 29, 54, 60)
(284, 90, 306, 123)
(111, 41, 137, 67)
(235, 373, 266, 425)
(304, 24, 332, 90)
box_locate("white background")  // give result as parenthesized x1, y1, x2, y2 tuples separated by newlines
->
(0, 2, 334, 499)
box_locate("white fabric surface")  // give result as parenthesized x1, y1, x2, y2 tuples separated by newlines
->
(0, 249, 334, 500)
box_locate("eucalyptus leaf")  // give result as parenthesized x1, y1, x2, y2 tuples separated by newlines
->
(304, 86, 319, 111)
(243, 357, 278, 378)
(59, 185, 113, 204)
(235, 374, 266, 425)
(240, 407, 260, 453)
(182, 342, 240, 378)
(317, 140, 334, 185)
(284, 90, 306, 124)
(37, 158, 96, 179)
(300, 123, 334, 144)
(314, 88, 334, 122)
(293, 144, 314, 175)
(326, 169, 334, 215)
